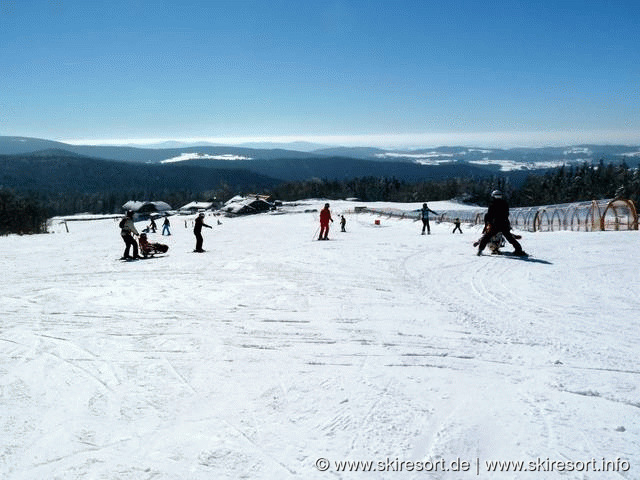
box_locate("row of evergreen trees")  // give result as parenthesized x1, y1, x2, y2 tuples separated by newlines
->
(2, 161, 638, 235)
(0, 189, 48, 235)
(511, 160, 640, 207)
(270, 161, 640, 208)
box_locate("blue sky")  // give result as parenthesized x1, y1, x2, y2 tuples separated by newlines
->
(1, 0, 639, 147)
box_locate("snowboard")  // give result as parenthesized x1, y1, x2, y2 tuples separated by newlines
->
(118, 255, 165, 261)
(495, 251, 529, 258)
(476, 250, 529, 258)
(480, 250, 551, 264)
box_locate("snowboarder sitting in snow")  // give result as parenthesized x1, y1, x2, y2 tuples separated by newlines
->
(319, 203, 333, 240)
(476, 190, 526, 256)
(474, 228, 505, 254)
(138, 233, 169, 257)
(473, 213, 504, 254)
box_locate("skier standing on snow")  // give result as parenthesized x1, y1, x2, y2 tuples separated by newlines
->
(319, 203, 333, 240)
(452, 217, 462, 234)
(162, 216, 171, 235)
(340, 215, 346, 232)
(476, 190, 526, 256)
(120, 210, 140, 260)
(194, 212, 212, 252)
(420, 203, 438, 235)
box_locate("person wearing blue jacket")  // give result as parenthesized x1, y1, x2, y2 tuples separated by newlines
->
(420, 203, 438, 235)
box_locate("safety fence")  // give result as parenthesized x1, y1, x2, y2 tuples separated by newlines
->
(352, 198, 638, 233)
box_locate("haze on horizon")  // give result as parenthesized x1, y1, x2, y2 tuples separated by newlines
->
(1, 1, 639, 149)
(59, 130, 640, 151)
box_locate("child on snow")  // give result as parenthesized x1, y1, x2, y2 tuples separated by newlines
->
(452, 218, 462, 234)
(138, 233, 169, 257)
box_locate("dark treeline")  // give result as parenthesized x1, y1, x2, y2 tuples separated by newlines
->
(268, 176, 512, 205)
(0, 184, 241, 235)
(0, 189, 48, 235)
(29, 186, 236, 218)
(511, 160, 640, 207)
(2, 160, 638, 235)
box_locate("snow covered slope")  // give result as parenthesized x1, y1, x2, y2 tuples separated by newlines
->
(1, 200, 638, 479)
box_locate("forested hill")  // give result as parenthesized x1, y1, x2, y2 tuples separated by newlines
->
(0, 150, 281, 193)
(2, 136, 639, 169)
(0, 137, 320, 163)
(176, 156, 504, 182)
(0, 150, 285, 221)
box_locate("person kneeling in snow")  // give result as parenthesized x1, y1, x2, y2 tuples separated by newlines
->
(138, 233, 169, 257)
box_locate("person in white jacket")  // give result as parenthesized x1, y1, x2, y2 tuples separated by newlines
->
(120, 211, 140, 259)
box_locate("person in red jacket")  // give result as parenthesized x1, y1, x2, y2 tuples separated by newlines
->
(319, 203, 333, 240)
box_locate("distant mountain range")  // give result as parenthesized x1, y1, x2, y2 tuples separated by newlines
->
(2, 135, 638, 168)
(1, 135, 638, 196)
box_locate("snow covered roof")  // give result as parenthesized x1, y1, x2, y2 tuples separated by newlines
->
(223, 194, 273, 207)
(223, 195, 246, 206)
(178, 201, 214, 211)
(122, 200, 172, 213)
(222, 196, 272, 215)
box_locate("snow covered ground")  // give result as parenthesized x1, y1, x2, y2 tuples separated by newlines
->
(1, 200, 638, 479)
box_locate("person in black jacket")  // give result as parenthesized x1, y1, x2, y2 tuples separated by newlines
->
(476, 190, 526, 256)
(193, 212, 212, 252)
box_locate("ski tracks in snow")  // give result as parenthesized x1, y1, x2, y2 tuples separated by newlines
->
(2, 209, 639, 479)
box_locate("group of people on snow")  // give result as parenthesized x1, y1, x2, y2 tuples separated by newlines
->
(119, 191, 526, 259)
(119, 211, 210, 260)
(142, 216, 171, 236)
(419, 193, 526, 256)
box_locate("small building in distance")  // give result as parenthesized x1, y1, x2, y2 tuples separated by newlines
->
(122, 200, 172, 218)
(178, 201, 215, 214)
(222, 195, 273, 216)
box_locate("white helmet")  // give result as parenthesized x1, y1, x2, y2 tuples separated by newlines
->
(491, 190, 503, 198)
